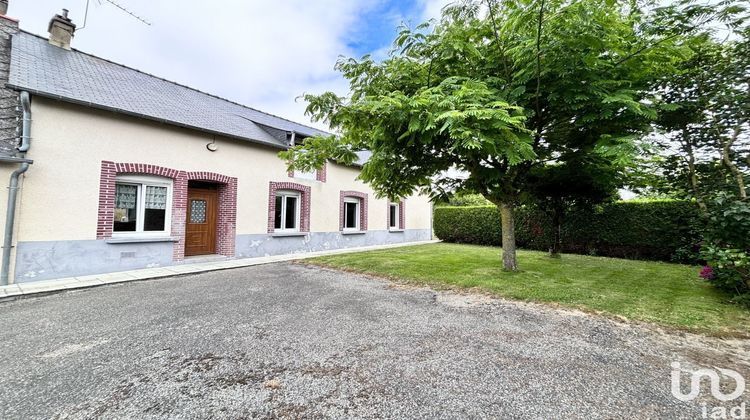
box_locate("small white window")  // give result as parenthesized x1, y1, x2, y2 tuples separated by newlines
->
(389, 203, 399, 229)
(113, 175, 173, 236)
(275, 190, 301, 232)
(343, 197, 361, 231)
(294, 169, 317, 181)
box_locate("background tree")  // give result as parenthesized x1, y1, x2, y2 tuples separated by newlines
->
(643, 32, 749, 210)
(640, 1, 750, 304)
(282, 0, 684, 270)
(525, 157, 621, 257)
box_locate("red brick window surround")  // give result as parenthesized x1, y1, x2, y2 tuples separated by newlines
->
(340, 191, 368, 231)
(97, 161, 237, 261)
(268, 181, 311, 233)
(388, 200, 405, 230)
(316, 161, 327, 182)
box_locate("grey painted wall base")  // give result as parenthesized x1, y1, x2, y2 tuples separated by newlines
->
(14, 240, 174, 283)
(13, 229, 432, 283)
(234, 229, 432, 259)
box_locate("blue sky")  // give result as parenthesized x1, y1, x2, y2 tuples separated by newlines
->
(347, 0, 428, 55)
(8, 0, 449, 130)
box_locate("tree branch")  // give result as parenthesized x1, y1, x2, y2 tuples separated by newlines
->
(721, 123, 748, 199)
(683, 130, 708, 216)
(614, 12, 721, 67)
(534, 0, 545, 145)
(426, 58, 434, 88)
(485, 0, 510, 79)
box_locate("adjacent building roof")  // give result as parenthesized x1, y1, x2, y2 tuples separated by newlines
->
(7, 31, 332, 149)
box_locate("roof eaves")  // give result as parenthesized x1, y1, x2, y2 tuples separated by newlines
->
(15, 30, 333, 138)
(8, 84, 290, 150)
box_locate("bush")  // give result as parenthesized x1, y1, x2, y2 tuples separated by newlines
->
(433, 200, 703, 263)
(433, 206, 504, 246)
(700, 195, 750, 306)
(437, 193, 492, 207)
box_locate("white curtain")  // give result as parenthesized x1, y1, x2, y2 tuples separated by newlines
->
(115, 184, 137, 209)
(145, 186, 168, 209)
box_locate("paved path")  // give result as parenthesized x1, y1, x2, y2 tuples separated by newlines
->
(0, 263, 747, 419)
(0, 240, 438, 299)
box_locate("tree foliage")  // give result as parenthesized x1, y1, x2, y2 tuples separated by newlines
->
(525, 157, 621, 256)
(636, 0, 749, 303)
(637, 0, 749, 202)
(281, 0, 689, 270)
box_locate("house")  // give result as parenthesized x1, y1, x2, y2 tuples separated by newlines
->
(0, 6, 433, 285)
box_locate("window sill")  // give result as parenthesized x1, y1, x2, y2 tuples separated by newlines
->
(270, 232, 309, 237)
(341, 230, 366, 235)
(388, 229, 405, 233)
(106, 236, 179, 244)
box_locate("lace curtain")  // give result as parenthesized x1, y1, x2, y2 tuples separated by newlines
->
(145, 186, 168, 210)
(115, 184, 137, 209)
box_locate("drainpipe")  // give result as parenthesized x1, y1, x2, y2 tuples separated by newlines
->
(1, 91, 31, 285)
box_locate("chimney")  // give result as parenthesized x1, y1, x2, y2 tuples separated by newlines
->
(0, 1, 8, 16)
(48, 9, 75, 50)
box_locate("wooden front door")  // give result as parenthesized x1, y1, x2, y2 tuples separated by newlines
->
(185, 187, 218, 256)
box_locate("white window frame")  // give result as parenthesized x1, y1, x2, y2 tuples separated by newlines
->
(343, 197, 361, 231)
(112, 175, 173, 237)
(293, 169, 317, 181)
(275, 190, 301, 232)
(388, 203, 400, 230)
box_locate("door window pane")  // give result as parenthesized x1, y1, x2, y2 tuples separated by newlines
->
(189, 199, 206, 224)
(285, 196, 298, 229)
(345, 201, 358, 229)
(114, 184, 138, 232)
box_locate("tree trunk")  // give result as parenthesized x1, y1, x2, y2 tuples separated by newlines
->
(722, 125, 747, 200)
(683, 133, 708, 217)
(549, 209, 562, 258)
(499, 202, 518, 271)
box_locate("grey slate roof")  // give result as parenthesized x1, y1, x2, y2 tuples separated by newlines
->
(7, 31, 332, 149)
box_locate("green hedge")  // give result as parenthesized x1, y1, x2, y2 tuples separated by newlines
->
(434, 201, 703, 263)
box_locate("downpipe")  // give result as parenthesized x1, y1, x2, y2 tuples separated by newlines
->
(1, 91, 31, 285)
(1, 162, 28, 285)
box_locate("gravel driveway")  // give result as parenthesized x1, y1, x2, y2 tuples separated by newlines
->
(0, 262, 747, 419)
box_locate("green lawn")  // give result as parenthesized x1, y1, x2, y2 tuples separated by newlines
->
(306, 243, 750, 337)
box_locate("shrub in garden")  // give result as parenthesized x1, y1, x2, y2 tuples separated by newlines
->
(433, 200, 702, 263)
(700, 194, 750, 306)
(436, 193, 492, 207)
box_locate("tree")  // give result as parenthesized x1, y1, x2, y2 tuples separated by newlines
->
(282, 0, 683, 270)
(637, 0, 750, 202)
(525, 157, 621, 257)
(642, 2, 749, 304)
(645, 31, 749, 212)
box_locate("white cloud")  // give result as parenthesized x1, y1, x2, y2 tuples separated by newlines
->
(420, 0, 454, 21)
(8, 0, 452, 131)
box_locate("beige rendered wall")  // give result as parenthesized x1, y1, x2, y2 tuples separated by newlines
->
(13, 97, 432, 243)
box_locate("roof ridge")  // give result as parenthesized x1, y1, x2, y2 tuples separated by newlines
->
(17, 29, 332, 136)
